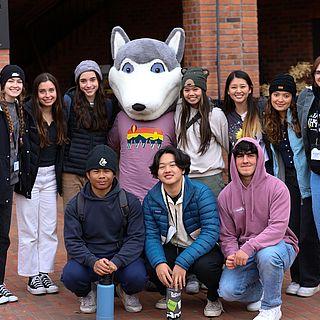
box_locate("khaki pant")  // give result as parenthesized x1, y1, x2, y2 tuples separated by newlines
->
(62, 172, 87, 209)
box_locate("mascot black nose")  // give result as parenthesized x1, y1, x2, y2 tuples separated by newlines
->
(132, 103, 146, 111)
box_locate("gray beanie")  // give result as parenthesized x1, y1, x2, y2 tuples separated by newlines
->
(74, 60, 102, 82)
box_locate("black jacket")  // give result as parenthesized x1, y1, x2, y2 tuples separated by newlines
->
(64, 180, 145, 269)
(63, 89, 113, 176)
(15, 101, 64, 198)
(0, 105, 15, 204)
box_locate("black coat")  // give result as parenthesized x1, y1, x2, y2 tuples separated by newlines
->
(0, 106, 15, 204)
(15, 101, 63, 198)
(63, 89, 113, 176)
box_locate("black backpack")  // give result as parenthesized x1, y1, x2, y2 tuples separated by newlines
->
(76, 189, 130, 245)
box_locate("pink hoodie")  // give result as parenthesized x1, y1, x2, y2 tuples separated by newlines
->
(218, 137, 298, 258)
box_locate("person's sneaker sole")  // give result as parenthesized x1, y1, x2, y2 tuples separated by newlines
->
(27, 285, 46, 295)
(0, 296, 9, 304)
(204, 309, 222, 317)
(46, 286, 59, 294)
(80, 306, 96, 314)
(297, 286, 320, 297)
(7, 295, 18, 302)
(155, 299, 166, 310)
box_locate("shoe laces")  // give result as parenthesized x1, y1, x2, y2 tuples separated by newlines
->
(206, 299, 223, 311)
(30, 275, 44, 289)
(40, 273, 55, 288)
(0, 284, 13, 297)
(126, 293, 140, 306)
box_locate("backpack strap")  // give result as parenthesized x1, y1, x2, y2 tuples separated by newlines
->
(117, 188, 129, 247)
(186, 102, 215, 130)
(76, 192, 86, 222)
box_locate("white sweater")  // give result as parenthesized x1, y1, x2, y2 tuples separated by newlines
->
(174, 102, 229, 178)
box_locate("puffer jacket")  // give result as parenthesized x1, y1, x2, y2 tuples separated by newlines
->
(143, 176, 220, 270)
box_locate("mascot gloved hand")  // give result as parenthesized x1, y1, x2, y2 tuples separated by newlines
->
(108, 26, 185, 201)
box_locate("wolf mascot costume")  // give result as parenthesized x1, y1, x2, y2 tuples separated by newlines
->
(108, 26, 185, 201)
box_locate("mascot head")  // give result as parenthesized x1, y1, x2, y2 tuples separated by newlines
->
(108, 26, 185, 121)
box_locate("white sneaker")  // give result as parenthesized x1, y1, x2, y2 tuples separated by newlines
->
(27, 275, 46, 295)
(204, 299, 223, 317)
(0, 284, 18, 303)
(247, 300, 262, 312)
(40, 273, 59, 294)
(297, 285, 320, 297)
(79, 289, 96, 314)
(185, 274, 200, 294)
(116, 284, 142, 313)
(253, 306, 282, 320)
(155, 296, 167, 310)
(285, 282, 300, 295)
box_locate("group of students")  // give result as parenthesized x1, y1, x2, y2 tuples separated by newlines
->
(0, 55, 319, 320)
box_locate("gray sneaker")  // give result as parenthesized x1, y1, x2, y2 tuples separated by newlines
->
(204, 299, 223, 317)
(116, 284, 142, 313)
(185, 274, 200, 294)
(155, 296, 167, 309)
(79, 289, 96, 314)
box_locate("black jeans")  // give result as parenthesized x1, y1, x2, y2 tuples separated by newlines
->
(147, 243, 224, 301)
(286, 169, 320, 287)
(0, 186, 14, 284)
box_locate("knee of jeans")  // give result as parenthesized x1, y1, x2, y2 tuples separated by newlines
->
(120, 266, 148, 294)
(257, 248, 284, 269)
(218, 279, 243, 301)
(61, 261, 86, 287)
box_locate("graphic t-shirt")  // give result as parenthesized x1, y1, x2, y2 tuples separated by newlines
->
(108, 111, 176, 201)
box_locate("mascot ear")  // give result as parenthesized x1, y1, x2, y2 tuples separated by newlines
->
(202, 68, 210, 77)
(110, 26, 130, 60)
(165, 28, 185, 63)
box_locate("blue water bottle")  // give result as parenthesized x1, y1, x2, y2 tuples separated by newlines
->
(96, 274, 114, 320)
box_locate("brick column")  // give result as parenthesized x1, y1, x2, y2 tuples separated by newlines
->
(0, 49, 10, 70)
(183, 0, 260, 98)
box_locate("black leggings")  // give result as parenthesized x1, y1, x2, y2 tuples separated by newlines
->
(147, 243, 224, 301)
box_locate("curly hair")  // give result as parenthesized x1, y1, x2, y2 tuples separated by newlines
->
(73, 71, 108, 131)
(263, 98, 301, 144)
(31, 73, 67, 148)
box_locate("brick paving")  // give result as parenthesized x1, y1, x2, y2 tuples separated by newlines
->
(1, 197, 320, 320)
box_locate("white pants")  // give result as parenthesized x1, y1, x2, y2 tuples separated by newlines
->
(15, 165, 58, 277)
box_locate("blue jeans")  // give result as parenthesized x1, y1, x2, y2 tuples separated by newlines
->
(311, 172, 320, 240)
(61, 257, 147, 297)
(218, 241, 296, 310)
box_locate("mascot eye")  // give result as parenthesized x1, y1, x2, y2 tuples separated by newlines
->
(150, 63, 165, 73)
(122, 62, 134, 73)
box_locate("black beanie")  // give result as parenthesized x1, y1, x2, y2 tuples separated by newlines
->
(269, 73, 296, 97)
(0, 64, 25, 88)
(181, 67, 209, 91)
(86, 145, 118, 174)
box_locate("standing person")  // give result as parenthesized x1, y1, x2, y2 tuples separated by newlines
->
(15, 73, 67, 295)
(223, 70, 262, 149)
(62, 145, 147, 314)
(297, 56, 320, 241)
(264, 73, 320, 297)
(175, 67, 229, 198)
(143, 146, 224, 317)
(218, 138, 298, 320)
(0, 64, 25, 304)
(62, 60, 113, 208)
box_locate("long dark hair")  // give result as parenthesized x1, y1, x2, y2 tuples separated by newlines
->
(178, 90, 213, 155)
(263, 97, 301, 144)
(31, 73, 67, 148)
(73, 71, 108, 131)
(223, 70, 261, 138)
(311, 56, 320, 88)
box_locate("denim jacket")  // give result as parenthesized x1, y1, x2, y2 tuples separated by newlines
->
(271, 109, 311, 199)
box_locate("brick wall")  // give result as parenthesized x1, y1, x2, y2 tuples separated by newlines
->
(258, 0, 320, 84)
(183, 0, 260, 98)
(0, 49, 10, 70)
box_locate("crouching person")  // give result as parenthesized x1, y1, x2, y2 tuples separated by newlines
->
(143, 146, 224, 317)
(218, 138, 299, 320)
(61, 145, 147, 314)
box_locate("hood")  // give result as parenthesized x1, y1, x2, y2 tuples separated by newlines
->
(229, 137, 268, 221)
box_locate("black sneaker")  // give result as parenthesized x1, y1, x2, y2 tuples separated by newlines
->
(27, 275, 46, 295)
(0, 284, 18, 303)
(39, 273, 59, 294)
